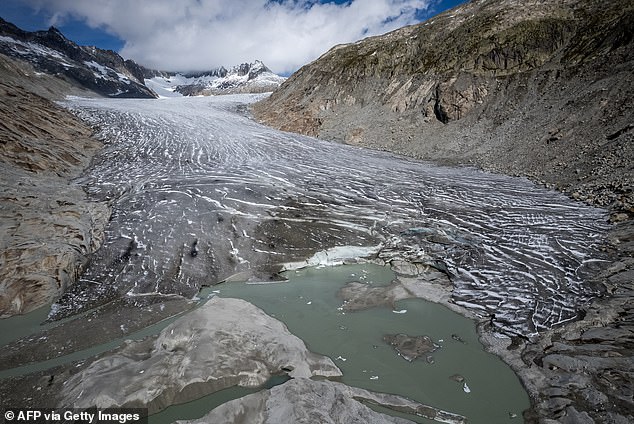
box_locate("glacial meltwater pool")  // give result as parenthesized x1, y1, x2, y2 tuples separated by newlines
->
(0, 263, 530, 423)
(211, 263, 531, 423)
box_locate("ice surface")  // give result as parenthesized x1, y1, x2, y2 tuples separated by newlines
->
(57, 95, 609, 337)
(144, 78, 184, 98)
(282, 245, 382, 270)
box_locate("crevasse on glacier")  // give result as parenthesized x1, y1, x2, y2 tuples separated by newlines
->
(59, 94, 608, 337)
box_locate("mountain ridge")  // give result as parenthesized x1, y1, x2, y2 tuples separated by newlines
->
(253, 0, 633, 215)
(146, 60, 286, 97)
(0, 18, 284, 98)
(0, 17, 157, 98)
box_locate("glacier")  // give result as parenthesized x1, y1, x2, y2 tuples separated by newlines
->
(57, 94, 609, 337)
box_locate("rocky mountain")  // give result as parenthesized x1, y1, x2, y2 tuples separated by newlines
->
(254, 0, 633, 217)
(0, 18, 285, 98)
(0, 53, 110, 317)
(145, 60, 286, 97)
(0, 17, 157, 98)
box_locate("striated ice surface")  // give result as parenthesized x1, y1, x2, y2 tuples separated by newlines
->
(58, 94, 608, 337)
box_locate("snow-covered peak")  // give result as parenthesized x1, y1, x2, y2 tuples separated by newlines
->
(146, 61, 285, 97)
(248, 59, 267, 73)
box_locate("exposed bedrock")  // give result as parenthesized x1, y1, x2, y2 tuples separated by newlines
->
(60, 297, 342, 413)
(177, 377, 467, 424)
(0, 54, 110, 317)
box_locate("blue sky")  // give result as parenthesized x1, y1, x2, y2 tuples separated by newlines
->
(0, 0, 466, 73)
(1, 0, 126, 50)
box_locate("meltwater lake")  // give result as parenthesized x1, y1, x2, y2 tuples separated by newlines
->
(213, 263, 530, 423)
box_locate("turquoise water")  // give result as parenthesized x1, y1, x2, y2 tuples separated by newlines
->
(0, 263, 530, 422)
(0, 304, 53, 347)
(148, 375, 290, 424)
(214, 263, 530, 423)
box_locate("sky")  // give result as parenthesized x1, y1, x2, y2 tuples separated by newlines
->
(0, 0, 466, 75)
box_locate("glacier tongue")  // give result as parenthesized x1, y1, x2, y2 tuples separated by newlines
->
(58, 94, 608, 338)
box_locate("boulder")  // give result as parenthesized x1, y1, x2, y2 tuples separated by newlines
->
(383, 333, 440, 362)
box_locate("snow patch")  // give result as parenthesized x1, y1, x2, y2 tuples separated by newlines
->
(282, 245, 381, 271)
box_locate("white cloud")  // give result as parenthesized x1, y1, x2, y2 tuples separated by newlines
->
(25, 0, 432, 74)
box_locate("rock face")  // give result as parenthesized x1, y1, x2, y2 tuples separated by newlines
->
(253, 0, 633, 214)
(0, 18, 156, 98)
(0, 54, 109, 317)
(177, 377, 467, 424)
(60, 297, 342, 413)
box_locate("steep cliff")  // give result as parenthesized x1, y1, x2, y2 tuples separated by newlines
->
(253, 0, 633, 215)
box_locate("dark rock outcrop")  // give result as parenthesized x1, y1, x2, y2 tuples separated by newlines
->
(0, 17, 156, 98)
(383, 333, 440, 362)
